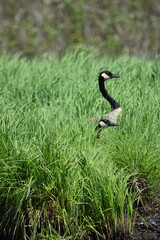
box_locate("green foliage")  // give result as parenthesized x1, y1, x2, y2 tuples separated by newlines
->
(0, 52, 159, 239)
(0, 0, 160, 57)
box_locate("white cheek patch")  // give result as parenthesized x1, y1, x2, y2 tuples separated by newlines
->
(99, 121, 107, 127)
(101, 72, 110, 79)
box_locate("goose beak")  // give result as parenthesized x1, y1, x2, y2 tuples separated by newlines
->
(111, 74, 120, 78)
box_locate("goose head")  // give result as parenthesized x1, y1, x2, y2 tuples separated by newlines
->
(99, 71, 120, 81)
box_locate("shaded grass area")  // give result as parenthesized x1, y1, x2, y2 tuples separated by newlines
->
(0, 52, 159, 239)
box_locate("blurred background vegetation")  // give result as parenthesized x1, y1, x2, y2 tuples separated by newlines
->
(0, 0, 160, 58)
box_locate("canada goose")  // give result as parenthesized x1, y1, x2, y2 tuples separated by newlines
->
(95, 70, 122, 137)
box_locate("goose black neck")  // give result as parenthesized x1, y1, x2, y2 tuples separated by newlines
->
(99, 77, 120, 110)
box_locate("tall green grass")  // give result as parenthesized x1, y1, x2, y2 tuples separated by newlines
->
(0, 52, 159, 239)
